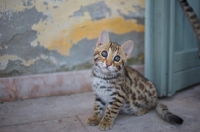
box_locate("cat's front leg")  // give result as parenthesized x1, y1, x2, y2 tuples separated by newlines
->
(86, 97, 105, 126)
(99, 94, 124, 131)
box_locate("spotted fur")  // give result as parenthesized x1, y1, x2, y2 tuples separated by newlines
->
(86, 31, 183, 131)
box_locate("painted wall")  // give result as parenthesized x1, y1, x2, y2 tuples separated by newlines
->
(0, 0, 145, 77)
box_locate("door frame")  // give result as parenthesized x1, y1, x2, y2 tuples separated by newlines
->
(145, 0, 172, 96)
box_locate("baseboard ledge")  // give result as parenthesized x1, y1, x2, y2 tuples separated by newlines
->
(0, 65, 144, 102)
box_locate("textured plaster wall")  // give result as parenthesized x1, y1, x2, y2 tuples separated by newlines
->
(0, 0, 145, 77)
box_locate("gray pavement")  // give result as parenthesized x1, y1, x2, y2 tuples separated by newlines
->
(0, 84, 200, 132)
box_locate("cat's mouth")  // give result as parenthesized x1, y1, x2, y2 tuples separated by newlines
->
(96, 63, 113, 73)
(100, 66, 112, 73)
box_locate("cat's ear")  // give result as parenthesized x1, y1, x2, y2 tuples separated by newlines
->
(121, 40, 134, 58)
(96, 31, 110, 48)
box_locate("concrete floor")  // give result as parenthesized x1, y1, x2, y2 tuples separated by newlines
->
(0, 85, 200, 132)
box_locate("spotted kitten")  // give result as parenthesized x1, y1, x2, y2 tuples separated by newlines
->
(86, 31, 183, 131)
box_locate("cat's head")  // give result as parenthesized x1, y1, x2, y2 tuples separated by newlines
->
(94, 31, 134, 74)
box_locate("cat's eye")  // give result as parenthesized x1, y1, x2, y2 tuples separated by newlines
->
(114, 55, 120, 62)
(101, 51, 108, 57)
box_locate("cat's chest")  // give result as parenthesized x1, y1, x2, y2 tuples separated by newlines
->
(92, 77, 115, 103)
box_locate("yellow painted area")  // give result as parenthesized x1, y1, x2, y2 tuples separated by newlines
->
(48, 17, 144, 55)
(70, 17, 144, 41)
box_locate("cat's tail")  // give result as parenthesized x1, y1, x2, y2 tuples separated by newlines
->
(155, 103, 184, 125)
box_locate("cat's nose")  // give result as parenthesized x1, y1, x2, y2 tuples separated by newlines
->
(106, 63, 112, 67)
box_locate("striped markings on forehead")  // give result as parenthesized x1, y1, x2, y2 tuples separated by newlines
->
(108, 42, 120, 52)
(107, 48, 118, 61)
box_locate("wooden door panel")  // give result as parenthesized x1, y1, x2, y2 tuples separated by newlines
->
(169, 66, 200, 96)
(145, 0, 200, 97)
(173, 49, 200, 72)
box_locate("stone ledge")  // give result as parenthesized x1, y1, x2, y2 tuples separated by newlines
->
(0, 65, 144, 102)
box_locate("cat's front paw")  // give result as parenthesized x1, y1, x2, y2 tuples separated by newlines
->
(86, 116, 101, 126)
(99, 120, 113, 131)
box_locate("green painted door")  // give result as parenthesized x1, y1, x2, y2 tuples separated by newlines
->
(145, 0, 200, 97)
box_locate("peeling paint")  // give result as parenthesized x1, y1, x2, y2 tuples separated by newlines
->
(0, 0, 33, 13)
(0, 0, 145, 77)
(72, 1, 111, 20)
(104, 0, 145, 16)
(0, 54, 57, 70)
